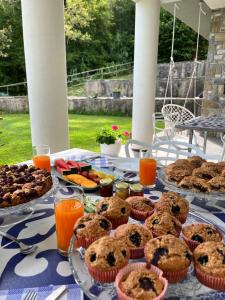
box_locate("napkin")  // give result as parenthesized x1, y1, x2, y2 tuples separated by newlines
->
(0, 284, 83, 300)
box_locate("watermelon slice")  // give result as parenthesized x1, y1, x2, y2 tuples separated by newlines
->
(55, 159, 69, 169)
(77, 162, 92, 171)
(66, 160, 80, 172)
(56, 165, 72, 175)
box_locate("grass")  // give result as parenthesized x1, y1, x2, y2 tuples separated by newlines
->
(0, 113, 132, 164)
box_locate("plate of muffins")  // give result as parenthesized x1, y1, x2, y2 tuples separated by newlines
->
(68, 191, 225, 300)
(158, 156, 225, 200)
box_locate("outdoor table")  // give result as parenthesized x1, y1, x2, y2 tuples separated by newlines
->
(1, 148, 225, 299)
(175, 115, 225, 153)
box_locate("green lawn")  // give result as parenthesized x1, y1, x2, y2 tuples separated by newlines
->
(0, 113, 132, 164)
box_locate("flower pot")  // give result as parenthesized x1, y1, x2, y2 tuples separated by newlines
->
(112, 91, 121, 99)
(100, 140, 122, 156)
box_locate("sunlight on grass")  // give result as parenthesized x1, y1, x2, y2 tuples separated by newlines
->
(0, 114, 132, 164)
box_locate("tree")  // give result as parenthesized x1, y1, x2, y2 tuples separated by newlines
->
(0, 0, 25, 94)
(158, 8, 208, 63)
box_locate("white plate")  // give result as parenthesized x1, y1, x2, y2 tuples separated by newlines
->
(113, 158, 139, 173)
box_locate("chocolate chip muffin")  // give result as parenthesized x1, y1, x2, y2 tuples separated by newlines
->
(74, 213, 112, 248)
(209, 176, 225, 192)
(156, 192, 189, 224)
(117, 267, 165, 300)
(145, 212, 182, 237)
(115, 224, 153, 259)
(126, 196, 155, 221)
(96, 196, 131, 229)
(187, 156, 206, 168)
(85, 236, 130, 282)
(145, 234, 192, 283)
(182, 223, 223, 251)
(193, 241, 225, 290)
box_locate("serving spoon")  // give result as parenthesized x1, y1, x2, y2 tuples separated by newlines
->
(0, 230, 38, 255)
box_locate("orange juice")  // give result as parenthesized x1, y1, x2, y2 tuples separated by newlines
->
(54, 199, 84, 255)
(140, 158, 156, 187)
(33, 155, 51, 172)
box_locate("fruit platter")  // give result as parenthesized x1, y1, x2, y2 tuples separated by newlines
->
(53, 158, 115, 191)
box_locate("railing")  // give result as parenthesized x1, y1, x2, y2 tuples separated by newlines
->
(0, 62, 134, 96)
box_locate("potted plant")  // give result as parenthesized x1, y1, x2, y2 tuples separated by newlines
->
(112, 88, 121, 99)
(96, 125, 130, 156)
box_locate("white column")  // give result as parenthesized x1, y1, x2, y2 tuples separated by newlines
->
(132, 0, 160, 143)
(21, 0, 69, 153)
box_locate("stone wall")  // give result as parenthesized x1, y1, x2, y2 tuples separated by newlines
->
(203, 8, 225, 116)
(85, 60, 206, 98)
(0, 95, 202, 116)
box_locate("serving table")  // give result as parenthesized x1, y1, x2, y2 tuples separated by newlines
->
(1, 148, 225, 299)
(175, 115, 225, 153)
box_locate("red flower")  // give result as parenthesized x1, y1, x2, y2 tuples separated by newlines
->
(123, 131, 130, 137)
(112, 125, 119, 131)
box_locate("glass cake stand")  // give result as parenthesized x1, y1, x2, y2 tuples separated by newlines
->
(0, 176, 58, 227)
(68, 212, 225, 300)
(157, 167, 225, 214)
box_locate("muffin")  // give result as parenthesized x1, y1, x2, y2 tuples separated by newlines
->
(187, 156, 206, 168)
(115, 263, 168, 300)
(115, 224, 153, 259)
(96, 196, 131, 229)
(144, 234, 192, 283)
(182, 223, 223, 251)
(193, 241, 225, 290)
(126, 196, 155, 221)
(209, 176, 225, 192)
(74, 213, 112, 249)
(156, 192, 189, 224)
(85, 236, 130, 282)
(145, 211, 182, 238)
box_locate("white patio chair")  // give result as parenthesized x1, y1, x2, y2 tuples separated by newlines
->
(161, 104, 199, 145)
(152, 112, 174, 143)
(125, 139, 211, 167)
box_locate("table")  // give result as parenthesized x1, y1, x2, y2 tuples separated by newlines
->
(175, 116, 225, 153)
(2, 148, 225, 299)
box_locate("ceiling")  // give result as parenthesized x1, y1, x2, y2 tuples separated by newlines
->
(204, 0, 225, 10)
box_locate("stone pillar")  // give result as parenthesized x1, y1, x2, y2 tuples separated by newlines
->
(132, 0, 160, 143)
(21, 0, 69, 153)
(202, 8, 225, 117)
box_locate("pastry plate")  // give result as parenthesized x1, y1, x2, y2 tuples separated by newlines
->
(0, 176, 58, 227)
(68, 211, 225, 300)
(113, 158, 139, 173)
(157, 167, 225, 203)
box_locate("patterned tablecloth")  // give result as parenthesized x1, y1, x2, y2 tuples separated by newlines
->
(1, 148, 225, 299)
(175, 116, 225, 133)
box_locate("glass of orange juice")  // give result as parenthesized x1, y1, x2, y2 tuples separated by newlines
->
(32, 145, 51, 172)
(139, 158, 157, 188)
(54, 186, 84, 256)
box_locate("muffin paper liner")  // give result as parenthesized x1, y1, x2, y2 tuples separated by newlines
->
(130, 207, 155, 222)
(109, 216, 129, 230)
(86, 261, 128, 283)
(181, 224, 224, 251)
(195, 265, 225, 291)
(76, 231, 111, 249)
(162, 267, 189, 283)
(115, 262, 168, 300)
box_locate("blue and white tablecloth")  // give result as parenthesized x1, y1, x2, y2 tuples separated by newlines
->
(2, 148, 225, 299)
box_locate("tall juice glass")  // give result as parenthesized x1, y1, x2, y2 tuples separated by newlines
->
(54, 186, 84, 256)
(32, 145, 51, 172)
(139, 158, 157, 188)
